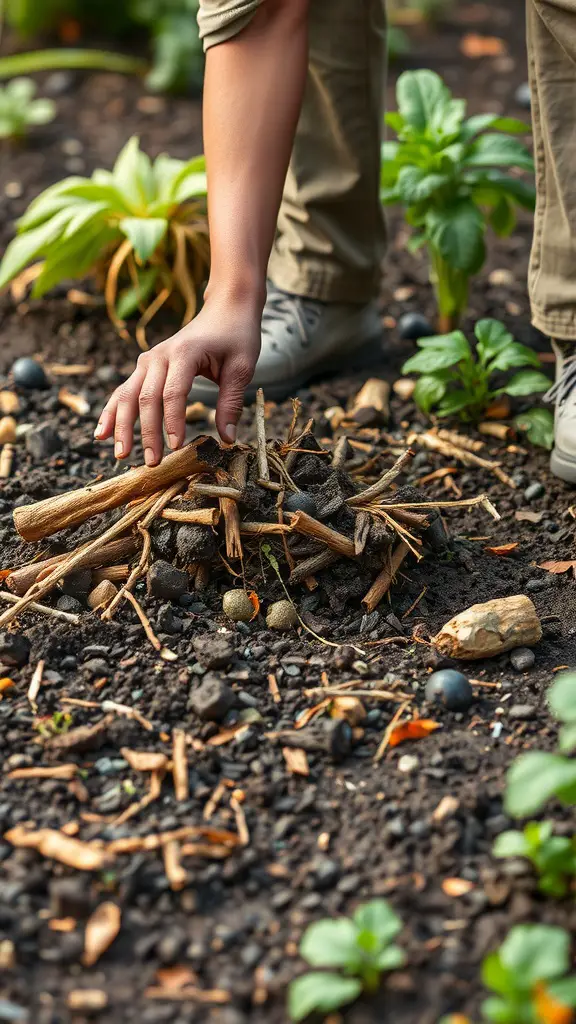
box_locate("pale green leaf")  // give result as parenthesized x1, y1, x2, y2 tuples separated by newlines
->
(396, 69, 450, 134)
(288, 973, 362, 1022)
(499, 924, 570, 984)
(300, 918, 359, 968)
(503, 370, 551, 396)
(353, 900, 402, 945)
(505, 752, 576, 816)
(119, 217, 168, 262)
(514, 407, 554, 449)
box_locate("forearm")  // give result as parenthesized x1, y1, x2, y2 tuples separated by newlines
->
(203, 0, 310, 311)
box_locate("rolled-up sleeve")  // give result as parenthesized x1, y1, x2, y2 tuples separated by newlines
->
(198, 0, 263, 50)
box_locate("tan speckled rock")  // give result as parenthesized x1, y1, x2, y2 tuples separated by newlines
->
(266, 599, 298, 631)
(222, 589, 253, 623)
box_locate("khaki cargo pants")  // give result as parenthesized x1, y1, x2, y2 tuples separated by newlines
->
(529, 0, 576, 340)
(198, 0, 388, 304)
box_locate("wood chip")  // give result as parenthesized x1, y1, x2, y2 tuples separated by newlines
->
(49, 917, 77, 932)
(230, 795, 249, 846)
(163, 839, 188, 891)
(4, 826, 107, 871)
(67, 991, 108, 1011)
(172, 729, 189, 802)
(268, 672, 281, 703)
(432, 796, 460, 822)
(120, 748, 169, 773)
(26, 659, 44, 712)
(45, 715, 113, 754)
(282, 747, 309, 776)
(8, 764, 78, 781)
(144, 986, 230, 1003)
(442, 878, 475, 897)
(83, 902, 121, 966)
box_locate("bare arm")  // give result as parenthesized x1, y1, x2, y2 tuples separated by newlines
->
(95, 0, 310, 464)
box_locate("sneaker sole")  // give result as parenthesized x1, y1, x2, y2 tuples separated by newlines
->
(550, 447, 576, 484)
(190, 335, 385, 407)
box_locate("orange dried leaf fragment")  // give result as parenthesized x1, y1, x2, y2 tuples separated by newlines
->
(389, 719, 441, 748)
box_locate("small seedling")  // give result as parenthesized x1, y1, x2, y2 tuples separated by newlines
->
(0, 78, 55, 140)
(382, 70, 534, 329)
(402, 318, 551, 433)
(493, 821, 576, 898)
(288, 899, 406, 1021)
(34, 710, 73, 737)
(482, 924, 576, 1023)
(505, 672, 576, 818)
(0, 136, 208, 346)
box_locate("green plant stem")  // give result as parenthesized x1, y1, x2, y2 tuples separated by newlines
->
(361, 966, 381, 994)
(0, 49, 146, 79)
(428, 244, 469, 331)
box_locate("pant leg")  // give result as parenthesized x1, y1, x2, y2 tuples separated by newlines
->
(269, 0, 388, 304)
(528, 0, 576, 339)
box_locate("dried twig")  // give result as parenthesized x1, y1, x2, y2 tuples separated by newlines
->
(163, 840, 188, 891)
(288, 511, 356, 558)
(289, 550, 339, 585)
(374, 700, 411, 762)
(230, 795, 249, 846)
(0, 443, 15, 478)
(362, 541, 411, 613)
(0, 591, 80, 625)
(27, 659, 45, 712)
(161, 507, 220, 526)
(172, 729, 189, 802)
(124, 590, 162, 651)
(346, 449, 415, 507)
(412, 430, 516, 489)
(255, 388, 270, 483)
(217, 469, 242, 561)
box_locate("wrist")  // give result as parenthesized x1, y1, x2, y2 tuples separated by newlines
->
(205, 271, 266, 316)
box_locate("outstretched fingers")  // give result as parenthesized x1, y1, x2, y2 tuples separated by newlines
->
(162, 356, 199, 452)
(139, 358, 169, 466)
(215, 356, 253, 444)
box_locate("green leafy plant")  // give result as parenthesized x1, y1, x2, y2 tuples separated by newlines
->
(0, 135, 209, 348)
(403, 318, 551, 427)
(481, 924, 576, 1023)
(493, 821, 576, 898)
(505, 673, 576, 819)
(288, 899, 405, 1022)
(514, 407, 555, 451)
(0, 77, 55, 139)
(131, 0, 204, 93)
(381, 70, 535, 329)
(35, 710, 73, 737)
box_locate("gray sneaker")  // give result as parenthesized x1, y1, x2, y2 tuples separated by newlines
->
(190, 282, 384, 406)
(547, 340, 576, 483)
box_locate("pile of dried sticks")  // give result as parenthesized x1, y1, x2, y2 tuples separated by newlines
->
(0, 391, 498, 643)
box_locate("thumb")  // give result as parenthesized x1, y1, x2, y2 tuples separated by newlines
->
(215, 356, 253, 443)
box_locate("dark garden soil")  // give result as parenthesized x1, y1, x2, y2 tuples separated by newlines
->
(1, 2, 576, 1023)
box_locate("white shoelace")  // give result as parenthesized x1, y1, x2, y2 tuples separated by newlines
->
(262, 284, 323, 350)
(544, 351, 576, 412)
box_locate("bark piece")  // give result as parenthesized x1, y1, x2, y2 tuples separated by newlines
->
(13, 436, 219, 542)
(433, 595, 542, 660)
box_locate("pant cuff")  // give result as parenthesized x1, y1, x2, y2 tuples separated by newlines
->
(531, 308, 576, 342)
(268, 250, 380, 305)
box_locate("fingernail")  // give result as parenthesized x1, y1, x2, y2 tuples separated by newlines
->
(94, 422, 104, 439)
(145, 447, 156, 466)
(168, 434, 179, 450)
(226, 423, 237, 442)
(114, 441, 124, 459)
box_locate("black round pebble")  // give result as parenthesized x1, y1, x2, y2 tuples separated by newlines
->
(397, 312, 435, 342)
(283, 490, 318, 517)
(425, 669, 473, 711)
(11, 357, 49, 391)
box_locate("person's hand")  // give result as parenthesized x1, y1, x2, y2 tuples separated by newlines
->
(94, 297, 261, 465)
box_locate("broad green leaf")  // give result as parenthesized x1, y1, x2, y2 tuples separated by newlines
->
(384, 111, 405, 134)
(376, 946, 406, 971)
(426, 201, 485, 273)
(474, 318, 515, 358)
(489, 196, 516, 237)
(505, 752, 576, 816)
(412, 374, 448, 413)
(288, 973, 362, 1022)
(464, 134, 534, 172)
(503, 370, 551, 396)
(402, 347, 464, 375)
(499, 924, 570, 984)
(119, 217, 168, 262)
(381, 139, 400, 164)
(32, 224, 117, 296)
(300, 918, 359, 968)
(27, 98, 56, 125)
(482, 953, 514, 997)
(353, 900, 402, 945)
(65, 181, 131, 212)
(116, 266, 159, 319)
(416, 330, 470, 353)
(492, 831, 529, 859)
(548, 672, 576, 723)
(437, 390, 474, 417)
(17, 177, 87, 229)
(431, 97, 465, 138)
(113, 136, 148, 211)
(548, 978, 576, 1008)
(559, 723, 576, 754)
(469, 171, 536, 211)
(62, 202, 109, 239)
(487, 344, 541, 372)
(396, 69, 450, 134)
(524, 820, 552, 846)
(481, 996, 518, 1023)
(0, 207, 73, 289)
(514, 407, 554, 449)
(396, 166, 450, 204)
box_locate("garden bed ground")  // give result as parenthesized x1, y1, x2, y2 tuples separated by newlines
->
(0, 2, 575, 1023)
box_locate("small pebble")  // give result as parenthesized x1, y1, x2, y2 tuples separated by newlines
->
(425, 669, 473, 711)
(0, 632, 30, 668)
(515, 81, 532, 109)
(509, 704, 537, 720)
(283, 491, 318, 517)
(266, 600, 298, 631)
(524, 481, 545, 502)
(398, 754, 420, 773)
(4, 182, 23, 200)
(397, 312, 434, 341)
(222, 590, 253, 623)
(11, 358, 49, 391)
(26, 424, 63, 461)
(148, 560, 188, 601)
(188, 677, 235, 722)
(510, 647, 535, 672)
